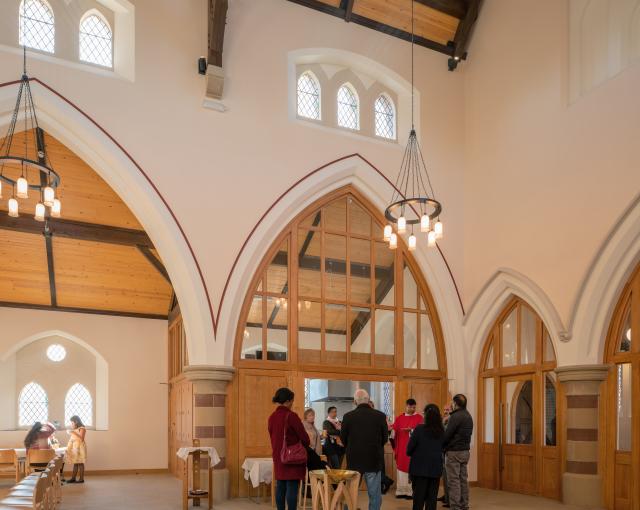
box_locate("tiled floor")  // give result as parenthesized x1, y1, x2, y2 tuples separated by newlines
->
(0, 474, 590, 509)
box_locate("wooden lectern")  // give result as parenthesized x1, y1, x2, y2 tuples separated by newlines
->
(182, 439, 213, 510)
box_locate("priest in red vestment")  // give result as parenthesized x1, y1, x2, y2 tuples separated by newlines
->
(392, 398, 423, 498)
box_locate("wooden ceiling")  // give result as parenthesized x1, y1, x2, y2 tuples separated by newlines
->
(0, 131, 172, 319)
(287, 0, 482, 69)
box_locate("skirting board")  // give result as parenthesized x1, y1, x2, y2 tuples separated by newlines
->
(62, 468, 170, 476)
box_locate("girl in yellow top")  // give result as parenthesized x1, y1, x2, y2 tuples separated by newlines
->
(66, 416, 87, 483)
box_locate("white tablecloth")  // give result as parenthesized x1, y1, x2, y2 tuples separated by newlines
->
(241, 457, 273, 488)
(176, 447, 221, 468)
(14, 448, 66, 460)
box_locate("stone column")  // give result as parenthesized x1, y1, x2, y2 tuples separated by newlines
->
(556, 364, 609, 508)
(184, 364, 235, 503)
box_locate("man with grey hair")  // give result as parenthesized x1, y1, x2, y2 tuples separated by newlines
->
(341, 389, 389, 510)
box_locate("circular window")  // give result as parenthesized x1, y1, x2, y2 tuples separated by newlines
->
(46, 344, 66, 362)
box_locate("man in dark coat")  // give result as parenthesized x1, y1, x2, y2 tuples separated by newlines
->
(443, 394, 474, 510)
(341, 389, 389, 510)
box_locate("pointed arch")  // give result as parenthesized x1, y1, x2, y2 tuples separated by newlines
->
(233, 185, 447, 379)
(337, 83, 359, 130)
(374, 93, 396, 140)
(18, 0, 55, 54)
(297, 71, 321, 120)
(464, 268, 567, 371)
(0, 78, 214, 365)
(18, 381, 48, 426)
(79, 10, 113, 68)
(65, 383, 93, 426)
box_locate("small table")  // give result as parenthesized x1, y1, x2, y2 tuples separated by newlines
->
(176, 447, 221, 510)
(309, 470, 361, 510)
(241, 457, 273, 503)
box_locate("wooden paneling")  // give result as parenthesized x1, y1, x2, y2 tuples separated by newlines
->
(352, 0, 459, 45)
(54, 237, 172, 315)
(169, 378, 193, 477)
(0, 131, 143, 230)
(0, 230, 50, 305)
(237, 370, 287, 497)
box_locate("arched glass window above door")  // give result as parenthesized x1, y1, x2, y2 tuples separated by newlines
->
(236, 188, 446, 374)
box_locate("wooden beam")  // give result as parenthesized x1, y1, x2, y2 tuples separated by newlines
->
(452, 0, 482, 61)
(340, 0, 355, 22)
(287, 0, 454, 56)
(44, 229, 57, 307)
(0, 215, 153, 248)
(415, 0, 467, 20)
(0, 301, 168, 320)
(208, 0, 228, 67)
(136, 244, 171, 284)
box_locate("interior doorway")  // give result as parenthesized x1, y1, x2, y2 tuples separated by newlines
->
(478, 298, 561, 499)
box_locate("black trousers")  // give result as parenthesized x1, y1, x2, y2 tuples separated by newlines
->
(411, 476, 440, 510)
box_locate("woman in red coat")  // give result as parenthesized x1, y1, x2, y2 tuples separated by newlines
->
(268, 387, 310, 510)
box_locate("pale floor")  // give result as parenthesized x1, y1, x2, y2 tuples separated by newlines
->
(0, 474, 586, 510)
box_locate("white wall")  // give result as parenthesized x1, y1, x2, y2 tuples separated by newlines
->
(0, 308, 167, 472)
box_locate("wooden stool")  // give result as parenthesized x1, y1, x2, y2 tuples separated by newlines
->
(182, 440, 213, 510)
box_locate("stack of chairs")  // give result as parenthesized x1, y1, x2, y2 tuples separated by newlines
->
(0, 454, 64, 510)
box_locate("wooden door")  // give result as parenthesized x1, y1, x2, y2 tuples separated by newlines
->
(500, 374, 536, 494)
(237, 369, 288, 497)
(408, 380, 442, 411)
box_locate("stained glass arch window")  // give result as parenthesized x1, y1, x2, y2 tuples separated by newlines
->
(65, 383, 93, 427)
(18, 382, 48, 427)
(79, 12, 113, 68)
(337, 84, 359, 130)
(297, 72, 321, 120)
(374, 94, 396, 139)
(19, 0, 55, 54)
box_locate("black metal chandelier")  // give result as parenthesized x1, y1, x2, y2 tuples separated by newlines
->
(383, 0, 443, 251)
(0, 11, 61, 221)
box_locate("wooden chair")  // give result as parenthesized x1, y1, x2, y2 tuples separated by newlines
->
(25, 450, 55, 475)
(0, 450, 19, 483)
(0, 471, 47, 509)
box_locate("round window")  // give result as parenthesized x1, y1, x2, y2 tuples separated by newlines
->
(46, 344, 66, 362)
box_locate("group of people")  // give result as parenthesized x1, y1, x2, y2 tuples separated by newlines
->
(268, 387, 473, 510)
(23, 416, 88, 483)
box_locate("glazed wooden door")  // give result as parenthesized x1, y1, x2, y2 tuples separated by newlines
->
(500, 374, 536, 494)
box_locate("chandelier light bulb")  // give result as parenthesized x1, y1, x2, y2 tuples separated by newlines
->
(427, 230, 436, 247)
(43, 186, 55, 206)
(16, 176, 28, 199)
(434, 220, 444, 239)
(51, 198, 61, 218)
(408, 234, 417, 251)
(8, 197, 19, 217)
(397, 216, 407, 234)
(383, 224, 392, 241)
(389, 233, 398, 250)
(420, 214, 430, 233)
(34, 202, 45, 221)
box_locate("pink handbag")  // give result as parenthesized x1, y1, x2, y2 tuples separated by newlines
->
(280, 412, 307, 465)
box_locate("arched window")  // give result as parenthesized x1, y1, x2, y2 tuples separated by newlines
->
(297, 72, 321, 120)
(236, 188, 445, 374)
(337, 84, 359, 130)
(18, 0, 55, 54)
(374, 94, 396, 139)
(65, 383, 93, 427)
(79, 13, 113, 68)
(18, 382, 48, 427)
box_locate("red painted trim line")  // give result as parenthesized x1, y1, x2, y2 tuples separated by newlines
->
(0, 77, 218, 335)
(217, 153, 465, 324)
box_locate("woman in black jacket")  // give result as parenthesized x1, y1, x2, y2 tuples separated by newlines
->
(406, 404, 445, 510)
